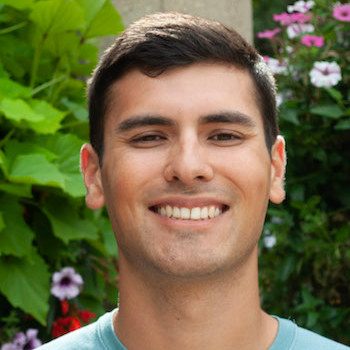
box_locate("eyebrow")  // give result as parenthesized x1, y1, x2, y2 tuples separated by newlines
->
(115, 111, 256, 133)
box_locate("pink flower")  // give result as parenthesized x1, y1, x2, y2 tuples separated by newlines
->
(273, 12, 292, 25)
(257, 28, 281, 39)
(273, 12, 312, 25)
(333, 4, 350, 22)
(301, 34, 324, 47)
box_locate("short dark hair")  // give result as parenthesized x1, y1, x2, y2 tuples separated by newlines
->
(87, 12, 279, 162)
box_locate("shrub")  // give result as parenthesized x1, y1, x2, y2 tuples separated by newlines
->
(0, 0, 123, 346)
(256, 0, 350, 345)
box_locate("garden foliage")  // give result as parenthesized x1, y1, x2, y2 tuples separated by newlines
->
(256, 0, 349, 345)
(0, 0, 349, 348)
(0, 0, 123, 345)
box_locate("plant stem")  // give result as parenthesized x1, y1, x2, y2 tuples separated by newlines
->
(0, 21, 27, 35)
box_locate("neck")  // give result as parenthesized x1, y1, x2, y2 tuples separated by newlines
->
(114, 248, 277, 350)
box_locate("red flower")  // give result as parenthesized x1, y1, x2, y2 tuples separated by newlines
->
(60, 300, 69, 315)
(52, 316, 82, 338)
(78, 310, 96, 324)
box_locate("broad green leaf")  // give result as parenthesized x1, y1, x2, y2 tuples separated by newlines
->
(76, 0, 105, 24)
(83, 0, 123, 38)
(61, 97, 88, 122)
(63, 173, 85, 197)
(334, 119, 350, 130)
(42, 133, 84, 173)
(0, 78, 31, 100)
(44, 31, 80, 57)
(44, 197, 98, 243)
(0, 249, 50, 325)
(4, 140, 57, 169)
(9, 154, 66, 188)
(30, 0, 85, 35)
(0, 98, 44, 122)
(0, 0, 34, 9)
(0, 212, 4, 232)
(0, 183, 32, 198)
(324, 87, 342, 102)
(310, 105, 344, 119)
(0, 195, 34, 257)
(280, 108, 299, 125)
(27, 99, 66, 134)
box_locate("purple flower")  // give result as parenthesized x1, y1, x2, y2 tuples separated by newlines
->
(333, 4, 350, 22)
(51, 267, 83, 300)
(309, 61, 341, 87)
(301, 34, 324, 47)
(287, 1, 315, 13)
(1, 329, 41, 350)
(257, 28, 281, 39)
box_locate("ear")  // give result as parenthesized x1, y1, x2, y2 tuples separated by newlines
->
(269, 135, 286, 204)
(80, 143, 105, 210)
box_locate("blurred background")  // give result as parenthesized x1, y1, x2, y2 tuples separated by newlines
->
(0, 0, 348, 348)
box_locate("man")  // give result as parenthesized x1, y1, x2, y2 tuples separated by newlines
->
(38, 12, 348, 350)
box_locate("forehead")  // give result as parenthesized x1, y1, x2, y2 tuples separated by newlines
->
(105, 63, 262, 128)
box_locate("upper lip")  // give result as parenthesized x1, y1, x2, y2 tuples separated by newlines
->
(148, 197, 230, 209)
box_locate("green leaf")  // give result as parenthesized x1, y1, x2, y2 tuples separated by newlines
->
(280, 108, 299, 125)
(0, 195, 34, 257)
(44, 197, 98, 243)
(310, 105, 344, 119)
(4, 140, 57, 169)
(82, 0, 123, 38)
(0, 212, 4, 232)
(0, 249, 50, 325)
(61, 97, 88, 122)
(63, 173, 85, 197)
(0, 78, 31, 100)
(0, 183, 32, 198)
(0, 0, 34, 10)
(0, 98, 44, 122)
(30, 0, 85, 36)
(9, 154, 66, 188)
(324, 87, 342, 102)
(334, 119, 350, 130)
(27, 99, 66, 134)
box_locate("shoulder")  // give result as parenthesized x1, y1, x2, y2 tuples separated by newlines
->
(272, 317, 349, 350)
(294, 323, 349, 350)
(37, 309, 123, 350)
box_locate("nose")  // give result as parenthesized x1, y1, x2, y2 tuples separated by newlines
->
(163, 135, 214, 184)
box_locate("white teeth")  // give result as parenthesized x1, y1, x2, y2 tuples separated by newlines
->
(201, 206, 208, 219)
(208, 206, 215, 218)
(180, 207, 191, 219)
(190, 207, 201, 220)
(155, 205, 225, 220)
(173, 206, 180, 218)
(166, 205, 172, 218)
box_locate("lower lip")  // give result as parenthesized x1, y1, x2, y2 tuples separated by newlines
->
(148, 209, 228, 228)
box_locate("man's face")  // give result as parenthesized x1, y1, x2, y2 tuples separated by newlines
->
(82, 63, 285, 279)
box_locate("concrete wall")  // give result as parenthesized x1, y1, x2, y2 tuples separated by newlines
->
(101, 0, 253, 50)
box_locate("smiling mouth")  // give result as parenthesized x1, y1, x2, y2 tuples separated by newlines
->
(149, 204, 229, 220)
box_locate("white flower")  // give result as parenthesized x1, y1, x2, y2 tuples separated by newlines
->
(265, 57, 288, 75)
(309, 61, 342, 87)
(287, 23, 314, 38)
(263, 235, 277, 249)
(51, 267, 83, 300)
(288, 1, 315, 13)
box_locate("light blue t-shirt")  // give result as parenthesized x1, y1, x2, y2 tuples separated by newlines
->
(37, 309, 349, 349)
